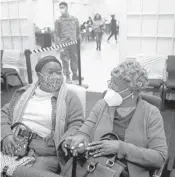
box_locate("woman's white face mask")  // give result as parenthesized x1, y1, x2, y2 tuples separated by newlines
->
(104, 88, 133, 107)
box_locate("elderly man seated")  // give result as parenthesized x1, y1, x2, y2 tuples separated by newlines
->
(1, 56, 84, 177)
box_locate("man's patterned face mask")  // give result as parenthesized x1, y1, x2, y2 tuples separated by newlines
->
(39, 73, 63, 92)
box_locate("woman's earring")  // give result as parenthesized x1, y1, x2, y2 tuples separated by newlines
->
(132, 94, 134, 99)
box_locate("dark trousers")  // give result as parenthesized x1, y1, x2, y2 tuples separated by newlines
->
(108, 31, 117, 41)
(95, 32, 103, 49)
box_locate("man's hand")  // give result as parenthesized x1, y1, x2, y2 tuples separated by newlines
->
(2, 134, 18, 156)
(86, 140, 120, 158)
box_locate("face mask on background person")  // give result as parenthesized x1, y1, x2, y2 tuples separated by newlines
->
(39, 73, 63, 92)
(60, 9, 66, 15)
(104, 88, 133, 107)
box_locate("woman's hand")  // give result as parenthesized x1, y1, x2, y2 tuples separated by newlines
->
(64, 134, 89, 156)
(87, 140, 120, 158)
(2, 134, 18, 156)
(61, 139, 71, 156)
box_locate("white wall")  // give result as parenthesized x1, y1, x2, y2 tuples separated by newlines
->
(0, 0, 35, 51)
(122, 0, 175, 62)
(34, 0, 54, 29)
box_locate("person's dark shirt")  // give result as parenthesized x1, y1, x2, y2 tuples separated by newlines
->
(80, 24, 86, 31)
(111, 18, 117, 32)
(113, 109, 135, 141)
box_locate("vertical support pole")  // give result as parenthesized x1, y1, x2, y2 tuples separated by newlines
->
(24, 49, 33, 84)
(1, 50, 3, 63)
(77, 39, 82, 86)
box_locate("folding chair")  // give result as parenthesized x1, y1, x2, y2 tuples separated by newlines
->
(162, 55, 175, 109)
(1, 49, 24, 91)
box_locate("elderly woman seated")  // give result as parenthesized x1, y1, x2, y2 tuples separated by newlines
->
(64, 60, 168, 177)
(1, 56, 84, 177)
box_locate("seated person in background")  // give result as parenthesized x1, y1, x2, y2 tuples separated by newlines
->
(65, 60, 168, 177)
(1, 56, 84, 177)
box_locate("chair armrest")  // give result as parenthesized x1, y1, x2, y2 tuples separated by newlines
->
(152, 157, 169, 177)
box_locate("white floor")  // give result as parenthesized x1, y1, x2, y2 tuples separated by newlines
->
(81, 36, 119, 92)
(7, 35, 120, 93)
(32, 35, 120, 92)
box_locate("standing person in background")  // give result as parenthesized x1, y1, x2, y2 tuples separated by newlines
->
(87, 17, 93, 26)
(80, 22, 88, 42)
(107, 15, 118, 43)
(54, 2, 81, 82)
(93, 13, 104, 51)
(87, 17, 93, 41)
(87, 17, 95, 41)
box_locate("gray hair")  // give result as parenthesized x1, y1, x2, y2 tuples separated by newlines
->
(111, 60, 148, 92)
